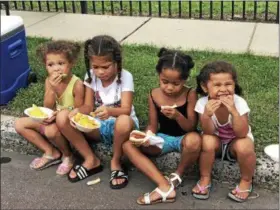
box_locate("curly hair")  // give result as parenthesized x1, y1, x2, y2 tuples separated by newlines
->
(83, 35, 122, 84)
(196, 61, 242, 96)
(156, 47, 194, 80)
(36, 40, 81, 64)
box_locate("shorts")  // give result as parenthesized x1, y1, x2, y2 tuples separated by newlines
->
(96, 117, 139, 147)
(157, 133, 185, 155)
(216, 135, 254, 162)
(216, 142, 236, 162)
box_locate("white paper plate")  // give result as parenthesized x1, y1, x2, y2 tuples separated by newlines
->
(71, 115, 100, 133)
(24, 107, 54, 123)
(264, 144, 279, 162)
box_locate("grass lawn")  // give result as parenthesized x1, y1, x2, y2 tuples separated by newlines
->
(8, 1, 278, 22)
(1, 37, 278, 153)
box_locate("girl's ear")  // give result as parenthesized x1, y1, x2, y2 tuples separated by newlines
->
(200, 82, 208, 94)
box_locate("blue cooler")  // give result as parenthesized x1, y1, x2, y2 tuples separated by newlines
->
(1, 16, 31, 105)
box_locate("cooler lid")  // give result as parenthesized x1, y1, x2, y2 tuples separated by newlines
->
(1, 16, 23, 37)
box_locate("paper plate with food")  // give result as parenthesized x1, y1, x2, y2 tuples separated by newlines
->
(24, 104, 54, 122)
(129, 130, 149, 145)
(129, 130, 164, 148)
(71, 113, 101, 133)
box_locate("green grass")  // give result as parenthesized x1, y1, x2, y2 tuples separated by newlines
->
(1, 37, 278, 153)
(7, 1, 279, 22)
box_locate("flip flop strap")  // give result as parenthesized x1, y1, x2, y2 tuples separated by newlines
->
(197, 181, 211, 193)
(74, 165, 88, 180)
(170, 173, 182, 185)
(43, 154, 55, 160)
(235, 185, 252, 193)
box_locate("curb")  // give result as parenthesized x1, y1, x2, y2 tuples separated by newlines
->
(1, 117, 278, 191)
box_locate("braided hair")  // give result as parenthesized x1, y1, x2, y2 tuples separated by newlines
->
(156, 47, 194, 80)
(196, 61, 242, 96)
(84, 35, 122, 84)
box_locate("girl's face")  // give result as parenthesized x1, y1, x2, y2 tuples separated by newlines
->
(159, 68, 185, 96)
(202, 73, 235, 99)
(45, 53, 72, 76)
(91, 56, 117, 82)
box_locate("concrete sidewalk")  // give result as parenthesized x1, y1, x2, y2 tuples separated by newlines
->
(2, 10, 279, 57)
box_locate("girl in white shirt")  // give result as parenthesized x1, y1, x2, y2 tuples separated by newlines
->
(192, 61, 256, 203)
(59, 35, 138, 189)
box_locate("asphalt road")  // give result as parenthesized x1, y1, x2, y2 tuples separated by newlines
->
(1, 151, 279, 209)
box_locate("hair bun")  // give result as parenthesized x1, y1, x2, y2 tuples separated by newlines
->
(183, 55, 194, 69)
(158, 47, 169, 57)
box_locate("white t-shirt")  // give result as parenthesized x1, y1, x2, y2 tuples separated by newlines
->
(195, 94, 254, 143)
(84, 69, 138, 123)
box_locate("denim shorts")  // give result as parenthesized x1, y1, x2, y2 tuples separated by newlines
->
(96, 117, 139, 147)
(157, 133, 185, 155)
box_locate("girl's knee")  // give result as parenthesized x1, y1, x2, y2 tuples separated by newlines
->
(122, 140, 134, 152)
(14, 118, 29, 134)
(14, 118, 23, 133)
(201, 134, 219, 152)
(232, 138, 255, 156)
(182, 132, 201, 152)
(44, 125, 61, 139)
(115, 115, 134, 134)
(56, 110, 70, 129)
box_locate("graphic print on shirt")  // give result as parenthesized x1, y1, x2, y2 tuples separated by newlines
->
(94, 85, 121, 108)
(94, 91, 103, 107)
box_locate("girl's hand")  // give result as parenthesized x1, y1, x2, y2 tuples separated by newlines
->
(220, 95, 237, 114)
(68, 108, 79, 120)
(68, 108, 79, 128)
(95, 106, 110, 120)
(48, 72, 62, 91)
(42, 111, 58, 124)
(205, 99, 221, 117)
(161, 107, 180, 120)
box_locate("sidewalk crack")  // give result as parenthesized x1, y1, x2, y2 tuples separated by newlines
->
(246, 22, 258, 53)
(26, 12, 61, 29)
(119, 17, 152, 43)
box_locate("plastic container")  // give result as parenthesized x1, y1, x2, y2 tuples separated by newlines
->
(0, 15, 31, 105)
(264, 144, 279, 162)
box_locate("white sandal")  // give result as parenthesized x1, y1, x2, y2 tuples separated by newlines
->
(165, 172, 182, 188)
(137, 184, 176, 205)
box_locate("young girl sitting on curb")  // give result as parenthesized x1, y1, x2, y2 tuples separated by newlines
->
(192, 61, 256, 202)
(122, 48, 201, 205)
(15, 40, 85, 175)
(58, 35, 139, 188)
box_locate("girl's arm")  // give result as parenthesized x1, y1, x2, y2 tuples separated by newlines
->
(175, 89, 198, 132)
(76, 86, 94, 114)
(231, 111, 249, 138)
(106, 91, 132, 116)
(43, 78, 56, 109)
(199, 112, 215, 134)
(146, 94, 158, 134)
(73, 80, 85, 108)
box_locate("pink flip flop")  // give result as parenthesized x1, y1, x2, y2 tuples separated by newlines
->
(56, 157, 73, 176)
(30, 154, 62, 171)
